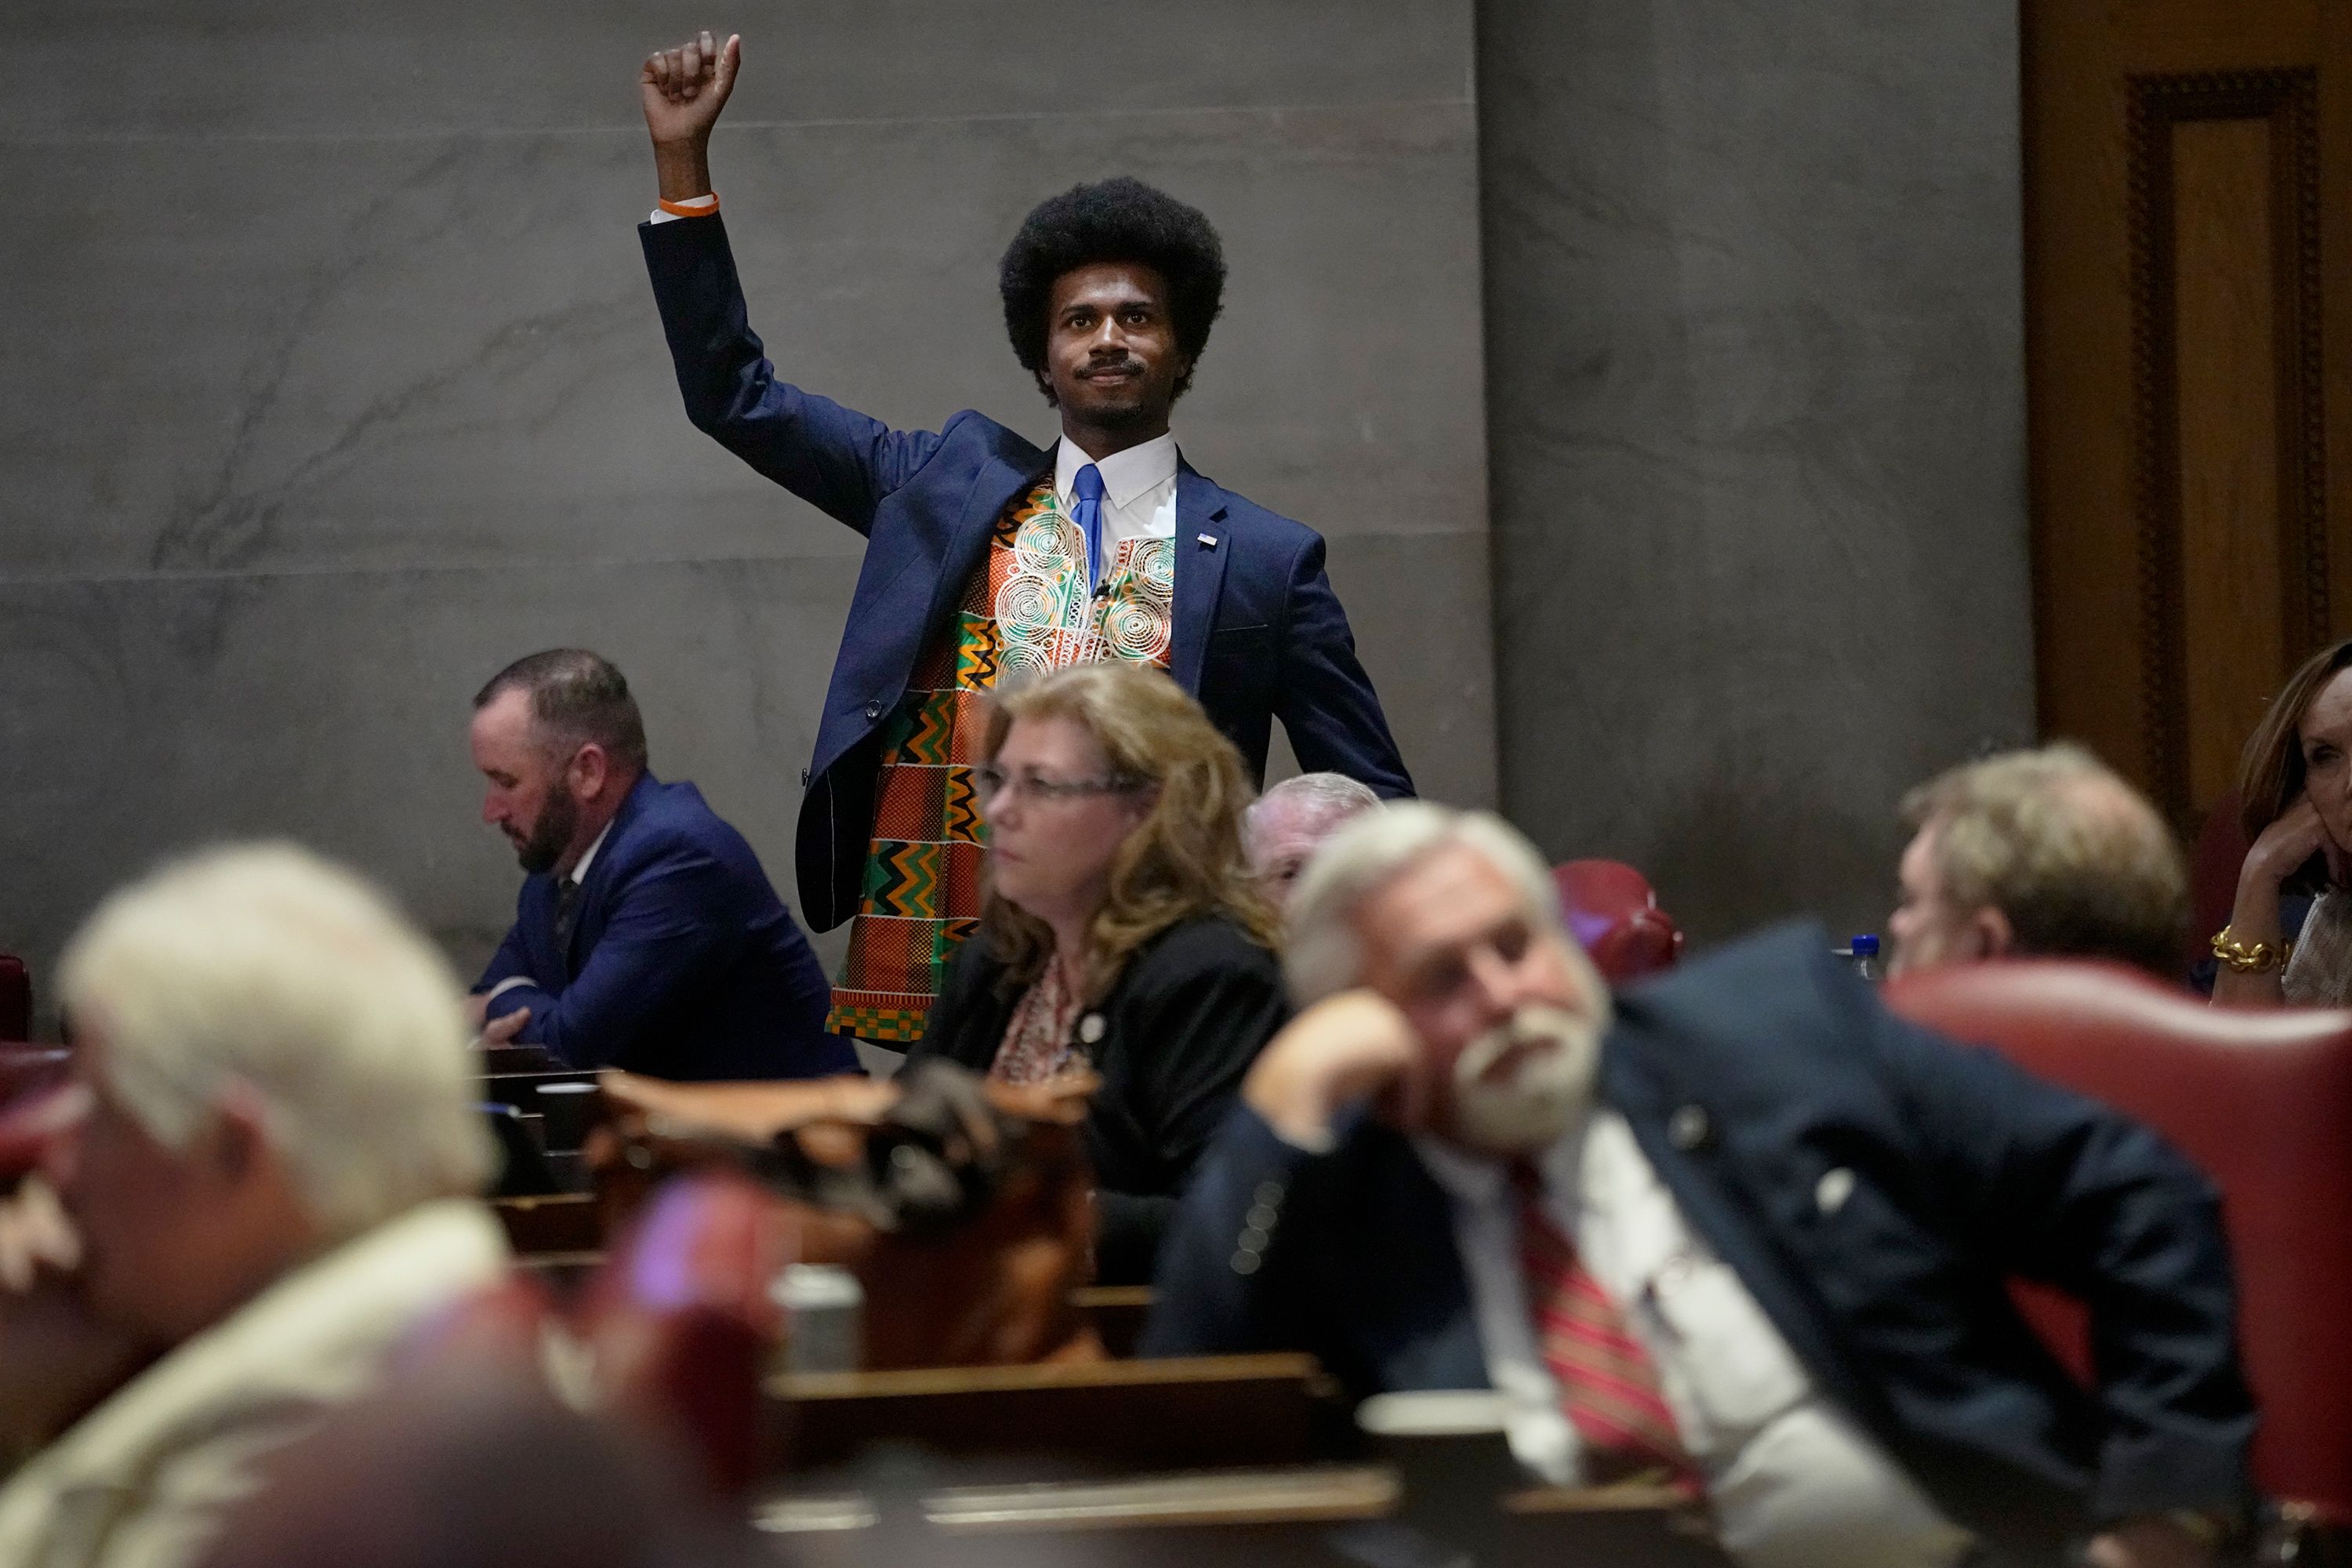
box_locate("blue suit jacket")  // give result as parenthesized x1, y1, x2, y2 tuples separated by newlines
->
(1143, 924, 2254, 1555)
(641, 215, 1414, 930)
(477, 774, 854, 1081)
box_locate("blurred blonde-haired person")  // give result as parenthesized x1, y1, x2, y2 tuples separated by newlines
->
(0, 844, 503, 1568)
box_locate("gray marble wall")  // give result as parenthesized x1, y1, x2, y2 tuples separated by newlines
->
(1479, 2, 2035, 945)
(0, 2, 1490, 1029)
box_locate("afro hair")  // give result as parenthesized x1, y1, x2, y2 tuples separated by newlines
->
(998, 176, 1227, 403)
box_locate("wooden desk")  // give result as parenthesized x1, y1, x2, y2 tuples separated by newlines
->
(753, 1451, 1725, 1568)
(1070, 1284, 1153, 1358)
(492, 1192, 601, 1256)
(771, 1354, 1340, 1472)
(480, 1045, 561, 1076)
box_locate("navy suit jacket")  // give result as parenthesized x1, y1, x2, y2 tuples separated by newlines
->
(1143, 924, 2254, 1556)
(641, 214, 1414, 931)
(477, 774, 854, 1081)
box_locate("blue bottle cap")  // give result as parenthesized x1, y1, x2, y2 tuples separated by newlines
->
(1850, 934, 1879, 956)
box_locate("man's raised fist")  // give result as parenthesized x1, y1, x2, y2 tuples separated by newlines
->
(640, 29, 740, 151)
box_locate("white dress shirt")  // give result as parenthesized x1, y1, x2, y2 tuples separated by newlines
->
(1413, 1112, 1973, 1568)
(1053, 430, 1179, 556)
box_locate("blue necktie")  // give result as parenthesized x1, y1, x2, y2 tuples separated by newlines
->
(1072, 463, 1106, 597)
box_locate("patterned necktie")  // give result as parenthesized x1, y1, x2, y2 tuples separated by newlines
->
(1071, 462, 1107, 596)
(1511, 1163, 1698, 1490)
(553, 876, 583, 963)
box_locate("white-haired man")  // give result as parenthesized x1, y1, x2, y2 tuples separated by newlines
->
(1144, 805, 2250, 1568)
(0, 844, 505, 1568)
(1243, 771, 1381, 900)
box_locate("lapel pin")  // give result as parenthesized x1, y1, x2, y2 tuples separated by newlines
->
(1197, 532, 1220, 547)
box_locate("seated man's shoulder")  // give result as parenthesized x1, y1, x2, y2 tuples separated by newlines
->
(1632, 920, 1837, 1004)
(621, 783, 767, 877)
(1612, 920, 1870, 1069)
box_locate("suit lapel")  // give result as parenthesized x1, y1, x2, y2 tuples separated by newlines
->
(916, 456, 1037, 653)
(1171, 463, 1231, 695)
(563, 775, 657, 977)
(1599, 1033, 1883, 1425)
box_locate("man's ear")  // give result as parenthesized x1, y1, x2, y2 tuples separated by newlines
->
(1971, 905, 2016, 961)
(569, 742, 611, 802)
(209, 1085, 275, 1185)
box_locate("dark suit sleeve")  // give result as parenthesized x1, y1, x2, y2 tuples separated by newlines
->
(1094, 932, 1290, 1282)
(1141, 1102, 1327, 1356)
(1867, 1000, 2256, 1520)
(481, 837, 757, 1071)
(1272, 532, 1414, 797)
(639, 214, 944, 535)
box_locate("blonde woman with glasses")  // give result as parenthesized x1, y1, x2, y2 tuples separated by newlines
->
(903, 662, 1290, 1283)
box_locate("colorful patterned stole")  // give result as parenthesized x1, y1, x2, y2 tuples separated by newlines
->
(825, 480, 1175, 1043)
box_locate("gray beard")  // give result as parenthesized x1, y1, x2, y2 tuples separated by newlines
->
(1448, 1003, 1606, 1156)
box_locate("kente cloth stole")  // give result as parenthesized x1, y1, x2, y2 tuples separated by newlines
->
(825, 480, 1175, 1043)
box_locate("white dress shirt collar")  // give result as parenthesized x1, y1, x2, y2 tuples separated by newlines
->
(1412, 1115, 1592, 1210)
(568, 817, 616, 887)
(1055, 430, 1179, 512)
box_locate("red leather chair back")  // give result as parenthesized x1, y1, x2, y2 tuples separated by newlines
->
(575, 1171, 788, 1498)
(0, 1050, 75, 1194)
(1885, 960, 2352, 1522)
(1554, 859, 1684, 984)
(0, 955, 29, 1044)
(399, 1175, 786, 1501)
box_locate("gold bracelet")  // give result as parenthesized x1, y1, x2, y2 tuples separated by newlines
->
(2212, 925, 2292, 974)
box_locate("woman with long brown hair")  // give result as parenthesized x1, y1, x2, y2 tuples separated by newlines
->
(2216, 637, 2352, 1005)
(903, 662, 1290, 1283)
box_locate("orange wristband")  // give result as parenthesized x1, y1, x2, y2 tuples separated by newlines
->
(657, 194, 718, 219)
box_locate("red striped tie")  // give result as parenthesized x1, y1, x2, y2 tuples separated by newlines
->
(1511, 1163, 1698, 1490)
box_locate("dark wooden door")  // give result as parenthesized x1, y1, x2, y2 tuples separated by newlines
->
(2026, 0, 2352, 826)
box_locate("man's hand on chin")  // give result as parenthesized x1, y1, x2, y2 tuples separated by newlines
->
(1241, 991, 1426, 1150)
(0, 1174, 80, 1294)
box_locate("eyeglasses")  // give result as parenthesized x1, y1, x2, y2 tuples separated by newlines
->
(971, 764, 1147, 809)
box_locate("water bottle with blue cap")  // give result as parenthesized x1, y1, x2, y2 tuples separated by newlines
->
(1838, 933, 1882, 984)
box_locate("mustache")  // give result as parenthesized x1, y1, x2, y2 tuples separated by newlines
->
(1456, 1008, 1574, 1083)
(1082, 356, 1144, 376)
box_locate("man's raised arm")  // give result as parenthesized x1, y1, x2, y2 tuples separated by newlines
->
(636, 30, 942, 534)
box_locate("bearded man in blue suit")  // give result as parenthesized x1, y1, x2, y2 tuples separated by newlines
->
(467, 650, 851, 1081)
(633, 32, 1412, 1048)
(1145, 804, 2253, 1568)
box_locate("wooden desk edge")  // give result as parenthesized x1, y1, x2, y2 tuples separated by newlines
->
(771, 1352, 1323, 1401)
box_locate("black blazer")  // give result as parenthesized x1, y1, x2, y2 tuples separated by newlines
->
(640, 215, 1414, 930)
(906, 913, 1288, 1283)
(1143, 923, 2254, 1558)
